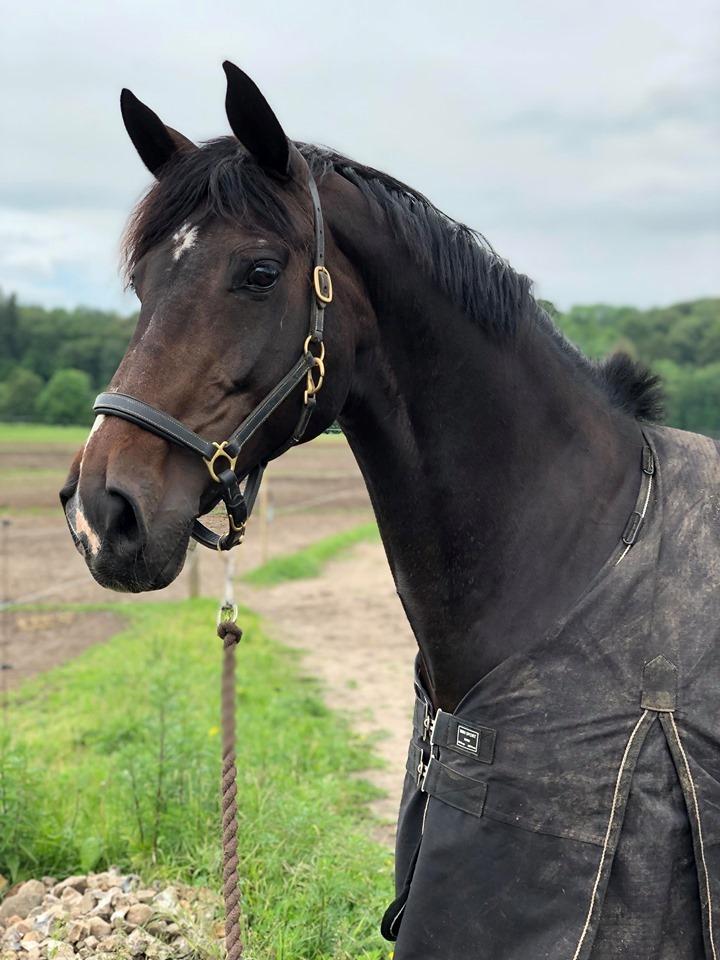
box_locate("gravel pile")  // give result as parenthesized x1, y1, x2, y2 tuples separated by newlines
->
(0, 870, 224, 960)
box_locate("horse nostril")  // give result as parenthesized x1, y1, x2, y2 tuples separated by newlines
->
(104, 488, 143, 545)
(59, 479, 77, 510)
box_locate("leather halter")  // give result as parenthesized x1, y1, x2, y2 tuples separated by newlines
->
(93, 161, 332, 551)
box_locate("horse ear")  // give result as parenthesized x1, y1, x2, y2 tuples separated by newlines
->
(120, 88, 197, 177)
(222, 61, 290, 178)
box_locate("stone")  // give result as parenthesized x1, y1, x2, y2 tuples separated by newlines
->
(60, 888, 83, 910)
(32, 905, 67, 936)
(1, 928, 22, 952)
(87, 917, 112, 940)
(46, 940, 76, 959)
(134, 889, 156, 904)
(126, 929, 150, 956)
(0, 880, 46, 922)
(20, 930, 42, 946)
(70, 894, 95, 919)
(109, 907, 128, 927)
(152, 888, 177, 911)
(66, 920, 89, 944)
(95, 934, 124, 953)
(120, 875, 140, 894)
(52, 877, 88, 897)
(125, 904, 152, 928)
(144, 942, 171, 960)
(89, 897, 112, 921)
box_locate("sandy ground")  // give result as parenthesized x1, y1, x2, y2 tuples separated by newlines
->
(1, 608, 126, 690)
(244, 541, 416, 839)
(1, 433, 418, 841)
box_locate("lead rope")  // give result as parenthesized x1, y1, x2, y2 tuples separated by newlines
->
(216, 555, 243, 959)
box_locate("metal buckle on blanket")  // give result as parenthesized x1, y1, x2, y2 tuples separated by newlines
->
(417, 711, 440, 791)
(421, 703, 431, 741)
(419, 755, 434, 792)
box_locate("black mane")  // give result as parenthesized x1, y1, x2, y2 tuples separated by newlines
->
(123, 137, 663, 422)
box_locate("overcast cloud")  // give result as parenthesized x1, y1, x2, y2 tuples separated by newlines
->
(2, 0, 718, 312)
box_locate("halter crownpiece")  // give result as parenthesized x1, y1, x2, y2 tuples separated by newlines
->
(93, 158, 332, 551)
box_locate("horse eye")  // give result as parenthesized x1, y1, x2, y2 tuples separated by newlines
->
(245, 262, 280, 290)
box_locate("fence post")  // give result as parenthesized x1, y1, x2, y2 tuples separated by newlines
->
(259, 477, 270, 566)
(187, 543, 200, 598)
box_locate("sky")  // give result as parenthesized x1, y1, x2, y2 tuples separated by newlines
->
(2, 0, 718, 313)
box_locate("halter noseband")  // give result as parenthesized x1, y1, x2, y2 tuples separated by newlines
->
(93, 161, 332, 551)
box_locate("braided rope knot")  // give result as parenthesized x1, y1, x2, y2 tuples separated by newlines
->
(217, 620, 242, 645)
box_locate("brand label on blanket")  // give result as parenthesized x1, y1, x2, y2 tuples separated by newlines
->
(456, 725, 480, 754)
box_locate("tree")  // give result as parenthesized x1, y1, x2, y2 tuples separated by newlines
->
(0, 367, 44, 420)
(0, 292, 21, 376)
(35, 369, 94, 425)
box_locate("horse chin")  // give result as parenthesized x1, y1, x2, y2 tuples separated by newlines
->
(87, 529, 191, 593)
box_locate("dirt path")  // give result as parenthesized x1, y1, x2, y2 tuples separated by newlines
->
(243, 539, 417, 842)
(2, 608, 126, 690)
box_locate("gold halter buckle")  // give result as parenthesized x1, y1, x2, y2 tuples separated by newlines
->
(313, 265, 333, 304)
(205, 441, 238, 483)
(303, 337, 326, 404)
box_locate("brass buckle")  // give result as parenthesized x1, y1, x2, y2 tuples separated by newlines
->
(217, 601, 238, 625)
(216, 522, 245, 551)
(229, 516, 246, 535)
(303, 336, 326, 404)
(313, 265, 333, 304)
(204, 440, 238, 484)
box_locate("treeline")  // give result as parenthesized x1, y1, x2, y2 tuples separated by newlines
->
(0, 291, 719, 434)
(551, 299, 720, 436)
(0, 293, 135, 425)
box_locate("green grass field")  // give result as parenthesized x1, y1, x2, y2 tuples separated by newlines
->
(243, 523, 380, 587)
(0, 421, 90, 446)
(0, 600, 393, 959)
(0, 422, 348, 448)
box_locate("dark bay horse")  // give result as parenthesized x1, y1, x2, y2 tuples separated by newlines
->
(61, 64, 720, 959)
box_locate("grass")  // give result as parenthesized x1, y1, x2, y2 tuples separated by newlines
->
(0, 600, 393, 959)
(0, 423, 347, 449)
(0, 422, 89, 446)
(243, 523, 380, 587)
(0, 467, 67, 480)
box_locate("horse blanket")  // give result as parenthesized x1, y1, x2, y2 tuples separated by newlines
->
(383, 425, 720, 959)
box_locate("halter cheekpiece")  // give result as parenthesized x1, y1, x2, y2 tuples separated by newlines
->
(93, 157, 331, 551)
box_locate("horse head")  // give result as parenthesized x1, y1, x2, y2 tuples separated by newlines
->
(61, 64, 363, 591)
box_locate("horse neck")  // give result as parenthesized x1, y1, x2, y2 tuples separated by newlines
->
(329, 192, 644, 710)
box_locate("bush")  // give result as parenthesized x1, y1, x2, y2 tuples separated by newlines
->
(0, 367, 44, 419)
(35, 368, 93, 425)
